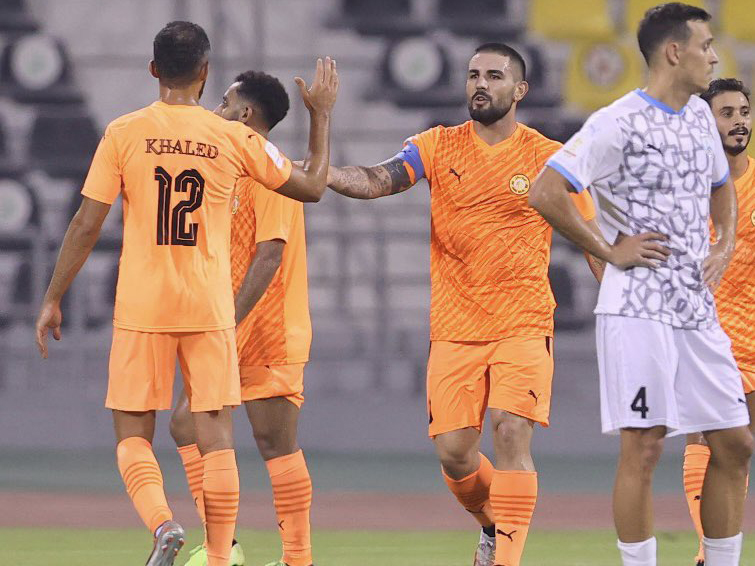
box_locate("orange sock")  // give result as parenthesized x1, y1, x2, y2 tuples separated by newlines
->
(442, 452, 495, 527)
(266, 450, 313, 566)
(177, 443, 206, 524)
(490, 470, 537, 566)
(202, 449, 240, 566)
(684, 444, 710, 563)
(116, 436, 172, 534)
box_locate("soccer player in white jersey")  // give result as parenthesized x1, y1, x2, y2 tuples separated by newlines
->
(528, 3, 753, 566)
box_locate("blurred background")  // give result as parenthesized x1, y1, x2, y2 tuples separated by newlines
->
(2, 0, 755, 481)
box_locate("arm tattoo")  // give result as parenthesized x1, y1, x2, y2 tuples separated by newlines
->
(329, 157, 415, 199)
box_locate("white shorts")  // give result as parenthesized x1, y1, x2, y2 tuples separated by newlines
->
(597, 314, 749, 436)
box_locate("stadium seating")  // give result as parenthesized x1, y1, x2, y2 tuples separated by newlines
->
(720, 0, 755, 43)
(328, 0, 426, 38)
(563, 39, 645, 112)
(624, 0, 706, 34)
(0, 0, 38, 34)
(0, 34, 84, 105)
(28, 109, 99, 178)
(372, 37, 459, 108)
(529, 0, 615, 42)
(437, 0, 523, 40)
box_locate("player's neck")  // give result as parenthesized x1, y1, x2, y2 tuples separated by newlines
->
(728, 151, 749, 180)
(643, 71, 694, 113)
(158, 83, 202, 106)
(472, 113, 517, 146)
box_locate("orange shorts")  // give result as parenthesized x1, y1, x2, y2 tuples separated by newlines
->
(240, 363, 306, 408)
(106, 327, 241, 412)
(426, 336, 554, 437)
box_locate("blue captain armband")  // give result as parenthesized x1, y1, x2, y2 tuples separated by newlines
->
(392, 141, 425, 183)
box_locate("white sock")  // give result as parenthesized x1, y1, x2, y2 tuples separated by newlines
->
(703, 532, 743, 566)
(617, 537, 656, 566)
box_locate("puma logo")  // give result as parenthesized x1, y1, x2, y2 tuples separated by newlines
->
(449, 168, 463, 182)
(694, 495, 701, 501)
(278, 520, 285, 530)
(645, 143, 663, 154)
(528, 390, 540, 405)
(497, 528, 517, 541)
(738, 398, 746, 404)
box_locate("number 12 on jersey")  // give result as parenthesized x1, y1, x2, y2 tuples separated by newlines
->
(155, 166, 205, 246)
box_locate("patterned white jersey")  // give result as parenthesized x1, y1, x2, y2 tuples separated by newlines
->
(547, 89, 730, 329)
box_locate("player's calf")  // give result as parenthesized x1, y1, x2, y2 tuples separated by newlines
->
(169, 390, 196, 448)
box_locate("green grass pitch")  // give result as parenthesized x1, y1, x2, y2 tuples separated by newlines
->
(1, 528, 749, 565)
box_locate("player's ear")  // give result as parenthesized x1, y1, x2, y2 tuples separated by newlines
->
(514, 80, 529, 103)
(148, 60, 159, 79)
(197, 60, 209, 81)
(665, 41, 681, 66)
(240, 105, 253, 124)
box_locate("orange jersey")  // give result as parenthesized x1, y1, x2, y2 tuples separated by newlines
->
(81, 101, 292, 332)
(405, 121, 596, 341)
(715, 156, 755, 371)
(231, 178, 311, 365)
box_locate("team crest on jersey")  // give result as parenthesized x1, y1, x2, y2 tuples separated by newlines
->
(509, 174, 530, 195)
(750, 209, 755, 227)
(232, 194, 240, 215)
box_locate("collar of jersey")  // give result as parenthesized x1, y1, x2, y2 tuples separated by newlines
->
(634, 89, 687, 115)
(153, 100, 203, 110)
(469, 121, 523, 152)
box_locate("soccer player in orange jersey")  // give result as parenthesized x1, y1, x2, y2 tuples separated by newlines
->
(33, 22, 337, 566)
(682, 78, 754, 566)
(168, 71, 313, 566)
(327, 43, 600, 566)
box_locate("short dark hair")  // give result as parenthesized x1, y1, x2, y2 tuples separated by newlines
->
(700, 78, 751, 106)
(474, 42, 526, 81)
(234, 71, 290, 130)
(153, 21, 210, 86)
(637, 3, 711, 64)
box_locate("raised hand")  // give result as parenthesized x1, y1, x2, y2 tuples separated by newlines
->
(35, 300, 63, 359)
(608, 232, 671, 270)
(294, 57, 339, 115)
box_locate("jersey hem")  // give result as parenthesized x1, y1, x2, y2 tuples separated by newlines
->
(429, 330, 554, 343)
(593, 309, 716, 331)
(238, 356, 310, 367)
(113, 321, 236, 333)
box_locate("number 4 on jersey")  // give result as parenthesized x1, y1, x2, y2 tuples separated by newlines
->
(631, 386, 649, 419)
(155, 166, 205, 246)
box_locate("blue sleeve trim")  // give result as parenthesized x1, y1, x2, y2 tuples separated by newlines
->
(394, 142, 425, 180)
(712, 170, 730, 189)
(546, 159, 585, 193)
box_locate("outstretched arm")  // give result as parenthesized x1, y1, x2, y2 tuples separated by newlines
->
(529, 167, 670, 269)
(35, 196, 111, 358)
(328, 156, 415, 200)
(234, 239, 285, 324)
(275, 57, 338, 203)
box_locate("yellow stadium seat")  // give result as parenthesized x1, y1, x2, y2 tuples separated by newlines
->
(720, 0, 755, 41)
(564, 40, 645, 113)
(529, 0, 615, 41)
(625, 0, 706, 34)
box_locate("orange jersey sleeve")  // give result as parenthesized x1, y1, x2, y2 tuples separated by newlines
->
(399, 127, 441, 184)
(234, 129, 292, 190)
(81, 124, 123, 204)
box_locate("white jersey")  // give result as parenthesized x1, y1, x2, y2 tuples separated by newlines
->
(547, 89, 730, 330)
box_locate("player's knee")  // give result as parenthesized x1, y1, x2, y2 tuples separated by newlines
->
(169, 409, 194, 447)
(622, 433, 663, 478)
(493, 416, 532, 455)
(253, 425, 293, 460)
(435, 443, 477, 477)
(712, 428, 754, 466)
